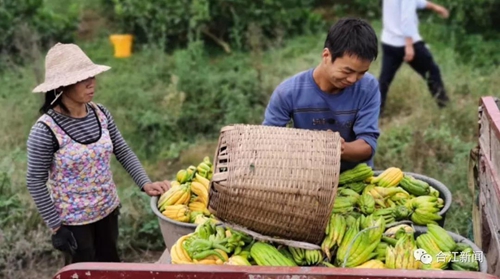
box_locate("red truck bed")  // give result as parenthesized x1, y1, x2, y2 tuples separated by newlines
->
(53, 263, 499, 279)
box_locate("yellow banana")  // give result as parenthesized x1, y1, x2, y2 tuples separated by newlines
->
(196, 192, 209, 208)
(175, 239, 191, 262)
(162, 205, 190, 222)
(372, 167, 404, 187)
(158, 186, 179, 208)
(215, 249, 229, 262)
(171, 243, 193, 264)
(354, 259, 385, 269)
(176, 234, 193, 262)
(191, 181, 209, 202)
(159, 185, 189, 210)
(385, 247, 396, 269)
(189, 201, 211, 216)
(194, 173, 211, 190)
(174, 189, 191, 206)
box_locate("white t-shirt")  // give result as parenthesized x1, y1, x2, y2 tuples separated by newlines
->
(381, 0, 428, 47)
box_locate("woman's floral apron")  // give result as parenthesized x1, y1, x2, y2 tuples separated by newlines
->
(38, 102, 120, 225)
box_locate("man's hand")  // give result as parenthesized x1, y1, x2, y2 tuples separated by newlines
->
(340, 137, 345, 154)
(143, 181, 171, 196)
(427, 2, 449, 19)
(404, 44, 414, 62)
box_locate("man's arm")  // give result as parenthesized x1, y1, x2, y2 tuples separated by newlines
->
(423, 1, 449, 18)
(262, 87, 293, 127)
(401, 0, 419, 62)
(342, 80, 381, 162)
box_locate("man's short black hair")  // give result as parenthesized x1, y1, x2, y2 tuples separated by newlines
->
(324, 17, 378, 63)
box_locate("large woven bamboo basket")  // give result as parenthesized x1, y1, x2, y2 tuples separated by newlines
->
(208, 124, 342, 245)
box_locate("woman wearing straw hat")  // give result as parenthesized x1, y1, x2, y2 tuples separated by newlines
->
(26, 43, 170, 264)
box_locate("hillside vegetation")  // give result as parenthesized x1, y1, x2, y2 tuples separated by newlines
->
(0, 0, 498, 277)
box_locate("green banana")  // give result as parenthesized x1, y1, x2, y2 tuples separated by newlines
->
(344, 181, 367, 193)
(398, 175, 430, 196)
(335, 225, 359, 265)
(358, 192, 375, 215)
(338, 187, 361, 199)
(427, 224, 457, 252)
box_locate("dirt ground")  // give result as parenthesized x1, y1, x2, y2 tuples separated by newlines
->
(6, 250, 164, 279)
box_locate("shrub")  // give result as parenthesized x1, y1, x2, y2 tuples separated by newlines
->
(103, 0, 325, 52)
(0, 0, 78, 68)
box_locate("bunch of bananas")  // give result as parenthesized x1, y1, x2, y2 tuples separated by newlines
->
(338, 163, 374, 185)
(176, 156, 214, 183)
(158, 156, 215, 224)
(368, 167, 404, 188)
(170, 234, 194, 264)
(354, 259, 385, 269)
(321, 213, 346, 260)
(416, 232, 453, 270)
(172, 219, 254, 265)
(224, 255, 252, 266)
(371, 207, 397, 225)
(335, 215, 386, 267)
(158, 183, 191, 211)
(332, 188, 360, 214)
(363, 184, 408, 207)
(249, 242, 298, 267)
(287, 247, 323, 266)
(385, 232, 420, 270)
(406, 196, 444, 226)
(358, 192, 375, 215)
(375, 242, 388, 261)
(450, 247, 480, 271)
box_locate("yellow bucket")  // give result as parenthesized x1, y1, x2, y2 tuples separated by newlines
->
(109, 34, 133, 58)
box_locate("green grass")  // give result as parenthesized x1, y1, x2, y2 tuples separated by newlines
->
(0, 14, 497, 277)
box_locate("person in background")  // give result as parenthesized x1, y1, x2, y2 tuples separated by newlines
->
(379, 0, 450, 114)
(26, 43, 170, 265)
(262, 18, 380, 173)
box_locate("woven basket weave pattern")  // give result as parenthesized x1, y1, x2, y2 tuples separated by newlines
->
(209, 124, 341, 245)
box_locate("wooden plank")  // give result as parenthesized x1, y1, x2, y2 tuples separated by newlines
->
(476, 97, 500, 277)
(480, 109, 491, 160)
(481, 97, 500, 141)
(479, 155, 500, 276)
(492, 131, 500, 177)
(469, 146, 482, 249)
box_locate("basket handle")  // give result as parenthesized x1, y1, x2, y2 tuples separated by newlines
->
(212, 172, 228, 183)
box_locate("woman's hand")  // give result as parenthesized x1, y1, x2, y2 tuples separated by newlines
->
(143, 181, 171, 196)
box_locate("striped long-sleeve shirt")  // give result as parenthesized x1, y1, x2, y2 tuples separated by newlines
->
(26, 103, 152, 230)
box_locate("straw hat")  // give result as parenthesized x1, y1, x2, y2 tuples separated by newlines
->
(32, 43, 111, 93)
